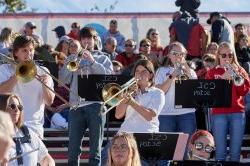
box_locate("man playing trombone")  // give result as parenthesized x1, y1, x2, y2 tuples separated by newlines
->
(0, 35, 55, 139)
(59, 27, 113, 166)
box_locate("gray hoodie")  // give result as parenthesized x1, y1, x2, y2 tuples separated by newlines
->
(59, 50, 113, 107)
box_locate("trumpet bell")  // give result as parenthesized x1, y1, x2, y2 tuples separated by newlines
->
(102, 83, 122, 107)
(16, 61, 37, 83)
(67, 61, 79, 72)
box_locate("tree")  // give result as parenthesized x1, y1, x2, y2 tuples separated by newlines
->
(90, 0, 118, 13)
(0, 0, 27, 13)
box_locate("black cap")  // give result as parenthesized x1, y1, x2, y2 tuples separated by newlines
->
(207, 12, 222, 24)
(52, 26, 66, 38)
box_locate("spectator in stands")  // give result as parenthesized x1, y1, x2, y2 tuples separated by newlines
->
(170, 12, 207, 60)
(154, 42, 197, 151)
(107, 133, 141, 166)
(235, 34, 250, 74)
(68, 22, 80, 40)
(188, 130, 215, 161)
(146, 28, 164, 64)
(55, 36, 70, 56)
(52, 25, 66, 41)
(206, 42, 219, 55)
(139, 38, 159, 69)
(175, 0, 200, 18)
(0, 111, 14, 165)
(112, 60, 123, 75)
(103, 37, 118, 60)
(60, 27, 113, 165)
(205, 42, 250, 161)
(0, 27, 12, 55)
(1, 94, 55, 166)
(115, 39, 137, 67)
(234, 23, 250, 44)
(207, 12, 235, 50)
(23, 22, 44, 46)
(102, 19, 125, 54)
(0, 35, 55, 138)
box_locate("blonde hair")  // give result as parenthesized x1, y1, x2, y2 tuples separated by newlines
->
(5, 94, 24, 128)
(217, 42, 240, 66)
(107, 133, 141, 166)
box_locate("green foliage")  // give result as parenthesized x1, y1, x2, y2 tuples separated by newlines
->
(0, 0, 27, 13)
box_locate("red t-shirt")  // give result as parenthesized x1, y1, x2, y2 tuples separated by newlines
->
(115, 52, 137, 67)
(205, 66, 250, 114)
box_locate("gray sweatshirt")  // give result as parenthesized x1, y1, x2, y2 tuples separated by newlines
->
(59, 50, 113, 107)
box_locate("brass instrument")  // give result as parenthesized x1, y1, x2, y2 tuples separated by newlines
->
(66, 57, 80, 72)
(174, 62, 189, 80)
(225, 64, 244, 86)
(0, 53, 80, 108)
(100, 77, 137, 115)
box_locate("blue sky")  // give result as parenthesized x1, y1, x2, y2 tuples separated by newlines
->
(20, 0, 250, 13)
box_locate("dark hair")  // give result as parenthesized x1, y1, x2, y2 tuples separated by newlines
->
(235, 23, 244, 29)
(237, 33, 248, 43)
(79, 27, 97, 39)
(110, 19, 117, 25)
(133, 59, 155, 84)
(12, 35, 35, 59)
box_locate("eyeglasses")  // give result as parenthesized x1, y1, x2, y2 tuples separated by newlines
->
(220, 53, 233, 59)
(111, 144, 129, 152)
(151, 32, 159, 36)
(141, 44, 151, 48)
(169, 51, 185, 57)
(125, 44, 134, 47)
(8, 104, 23, 111)
(194, 142, 214, 153)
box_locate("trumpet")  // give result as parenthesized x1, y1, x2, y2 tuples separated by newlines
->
(66, 59, 79, 72)
(225, 64, 244, 86)
(174, 62, 189, 80)
(100, 77, 137, 115)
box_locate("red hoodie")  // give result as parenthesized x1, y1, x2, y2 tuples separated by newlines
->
(205, 66, 250, 114)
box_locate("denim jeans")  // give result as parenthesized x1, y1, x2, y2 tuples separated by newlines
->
(68, 103, 106, 166)
(159, 112, 197, 137)
(212, 113, 246, 161)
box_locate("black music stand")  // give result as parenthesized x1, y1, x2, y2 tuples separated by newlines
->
(175, 80, 232, 131)
(134, 132, 189, 165)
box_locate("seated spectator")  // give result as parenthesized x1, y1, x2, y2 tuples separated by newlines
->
(187, 130, 215, 161)
(68, 22, 80, 40)
(115, 39, 138, 67)
(107, 132, 141, 166)
(0, 111, 14, 165)
(103, 37, 118, 60)
(1, 94, 55, 165)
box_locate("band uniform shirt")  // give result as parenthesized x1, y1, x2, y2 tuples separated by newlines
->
(0, 64, 54, 138)
(59, 50, 113, 107)
(118, 86, 165, 133)
(8, 127, 48, 166)
(154, 66, 197, 115)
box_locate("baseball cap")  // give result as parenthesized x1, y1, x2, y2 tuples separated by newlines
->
(25, 22, 37, 29)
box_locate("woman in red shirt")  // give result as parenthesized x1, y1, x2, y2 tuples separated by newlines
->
(205, 42, 250, 161)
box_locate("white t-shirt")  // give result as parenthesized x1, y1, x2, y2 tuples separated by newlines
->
(0, 64, 54, 138)
(154, 66, 197, 115)
(119, 86, 165, 133)
(8, 127, 48, 166)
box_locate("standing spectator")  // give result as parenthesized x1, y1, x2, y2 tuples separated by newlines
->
(102, 19, 125, 54)
(0, 35, 55, 138)
(103, 37, 118, 60)
(234, 23, 250, 44)
(175, 0, 200, 18)
(207, 12, 235, 50)
(23, 22, 44, 46)
(68, 22, 80, 40)
(205, 42, 250, 161)
(60, 27, 113, 165)
(52, 25, 66, 41)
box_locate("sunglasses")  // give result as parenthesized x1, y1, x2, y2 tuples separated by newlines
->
(220, 53, 233, 59)
(151, 32, 159, 36)
(194, 142, 214, 153)
(169, 51, 185, 57)
(125, 44, 134, 47)
(141, 44, 151, 48)
(8, 104, 23, 111)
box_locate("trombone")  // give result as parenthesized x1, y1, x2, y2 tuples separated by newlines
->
(0, 53, 80, 108)
(100, 77, 137, 115)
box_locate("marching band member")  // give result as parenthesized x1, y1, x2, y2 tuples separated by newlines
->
(0, 35, 55, 138)
(60, 27, 113, 166)
(116, 59, 165, 133)
(205, 42, 250, 161)
(154, 42, 197, 142)
(1, 94, 55, 166)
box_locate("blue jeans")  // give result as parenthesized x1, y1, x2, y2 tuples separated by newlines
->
(68, 103, 106, 166)
(159, 112, 197, 137)
(212, 113, 245, 161)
